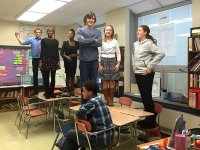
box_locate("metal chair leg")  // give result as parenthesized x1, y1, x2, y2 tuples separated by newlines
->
(52, 132, 60, 150)
(26, 118, 31, 139)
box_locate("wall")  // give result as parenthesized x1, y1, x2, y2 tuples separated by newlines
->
(192, 0, 200, 27)
(0, 20, 66, 47)
(106, 8, 134, 93)
(106, 8, 127, 46)
(0, 20, 19, 46)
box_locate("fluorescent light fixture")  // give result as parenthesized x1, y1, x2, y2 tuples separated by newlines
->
(16, 0, 71, 22)
(17, 12, 46, 22)
(28, 0, 67, 14)
(57, 0, 72, 2)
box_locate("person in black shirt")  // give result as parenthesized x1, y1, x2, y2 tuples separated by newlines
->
(39, 26, 60, 99)
(61, 29, 79, 96)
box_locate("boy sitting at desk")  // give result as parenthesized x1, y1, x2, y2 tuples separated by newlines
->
(62, 80, 114, 150)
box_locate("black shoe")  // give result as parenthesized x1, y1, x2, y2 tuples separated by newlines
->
(45, 95, 50, 99)
(50, 94, 56, 98)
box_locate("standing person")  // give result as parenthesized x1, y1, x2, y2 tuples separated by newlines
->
(15, 27, 42, 94)
(39, 27, 60, 99)
(132, 25, 165, 128)
(61, 29, 79, 96)
(98, 25, 121, 106)
(77, 11, 102, 103)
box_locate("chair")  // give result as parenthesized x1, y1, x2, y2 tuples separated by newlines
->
(52, 110, 74, 150)
(61, 87, 81, 116)
(119, 97, 132, 107)
(75, 120, 115, 150)
(137, 103, 163, 141)
(14, 94, 38, 130)
(20, 97, 48, 139)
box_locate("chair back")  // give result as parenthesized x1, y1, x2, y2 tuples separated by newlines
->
(154, 103, 162, 114)
(22, 97, 31, 115)
(75, 120, 92, 150)
(16, 94, 24, 110)
(76, 120, 92, 132)
(119, 97, 132, 107)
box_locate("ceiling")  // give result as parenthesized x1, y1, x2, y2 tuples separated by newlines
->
(0, 0, 189, 26)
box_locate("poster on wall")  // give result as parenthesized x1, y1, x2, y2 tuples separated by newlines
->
(0, 47, 30, 86)
(19, 23, 49, 41)
(150, 23, 175, 57)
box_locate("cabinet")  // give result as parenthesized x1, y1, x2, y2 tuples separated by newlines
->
(188, 30, 200, 110)
(115, 46, 124, 96)
(0, 86, 23, 111)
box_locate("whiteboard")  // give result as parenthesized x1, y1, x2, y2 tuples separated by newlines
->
(19, 23, 49, 41)
(150, 23, 175, 57)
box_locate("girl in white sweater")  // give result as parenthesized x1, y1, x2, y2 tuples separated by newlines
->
(98, 25, 121, 106)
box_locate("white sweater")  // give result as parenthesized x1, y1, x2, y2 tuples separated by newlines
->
(132, 39, 165, 74)
(98, 39, 121, 61)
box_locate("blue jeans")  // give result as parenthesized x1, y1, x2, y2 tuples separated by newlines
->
(79, 59, 98, 85)
(62, 130, 108, 150)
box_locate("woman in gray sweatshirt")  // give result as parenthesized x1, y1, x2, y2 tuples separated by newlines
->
(132, 25, 165, 128)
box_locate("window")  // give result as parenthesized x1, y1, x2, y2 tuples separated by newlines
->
(138, 4, 192, 65)
(135, 4, 191, 95)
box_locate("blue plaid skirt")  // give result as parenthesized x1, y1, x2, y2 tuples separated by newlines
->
(99, 57, 119, 80)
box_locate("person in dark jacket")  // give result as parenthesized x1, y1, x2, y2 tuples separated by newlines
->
(61, 29, 79, 96)
(39, 26, 60, 99)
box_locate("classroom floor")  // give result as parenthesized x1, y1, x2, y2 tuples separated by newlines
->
(0, 109, 136, 150)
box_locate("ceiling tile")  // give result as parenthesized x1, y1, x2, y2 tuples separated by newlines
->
(158, 0, 186, 6)
(129, 0, 162, 14)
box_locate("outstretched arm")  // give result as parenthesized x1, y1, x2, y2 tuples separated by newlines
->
(15, 32, 24, 45)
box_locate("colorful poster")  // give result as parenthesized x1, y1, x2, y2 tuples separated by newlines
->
(0, 47, 30, 86)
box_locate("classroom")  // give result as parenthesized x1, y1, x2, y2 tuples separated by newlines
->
(0, 0, 200, 150)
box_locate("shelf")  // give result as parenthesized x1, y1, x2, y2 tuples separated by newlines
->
(188, 32, 200, 110)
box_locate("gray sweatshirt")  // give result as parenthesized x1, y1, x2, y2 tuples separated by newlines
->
(77, 27, 102, 61)
(132, 39, 165, 74)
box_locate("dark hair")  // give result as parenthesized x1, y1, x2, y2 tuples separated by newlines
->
(140, 25, 157, 44)
(69, 29, 75, 35)
(104, 25, 115, 40)
(34, 27, 42, 33)
(83, 80, 99, 96)
(46, 26, 55, 33)
(83, 11, 96, 25)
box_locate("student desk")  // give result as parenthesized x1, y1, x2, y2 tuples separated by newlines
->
(136, 137, 169, 150)
(36, 92, 81, 130)
(108, 105, 153, 118)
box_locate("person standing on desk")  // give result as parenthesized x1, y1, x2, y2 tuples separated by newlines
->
(132, 25, 165, 128)
(98, 25, 121, 106)
(61, 29, 79, 97)
(39, 26, 60, 99)
(77, 11, 102, 104)
(15, 27, 42, 95)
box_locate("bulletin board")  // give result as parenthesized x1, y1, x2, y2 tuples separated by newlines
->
(19, 23, 48, 41)
(0, 45, 66, 87)
(0, 46, 30, 86)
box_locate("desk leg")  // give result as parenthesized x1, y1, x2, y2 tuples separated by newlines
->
(116, 126, 121, 147)
(53, 101, 56, 130)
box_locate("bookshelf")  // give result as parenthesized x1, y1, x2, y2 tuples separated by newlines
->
(0, 85, 23, 112)
(188, 27, 200, 110)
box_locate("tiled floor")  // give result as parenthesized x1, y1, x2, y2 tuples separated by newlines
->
(0, 109, 136, 150)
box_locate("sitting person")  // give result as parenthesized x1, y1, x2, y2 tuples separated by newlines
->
(62, 80, 114, 150)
